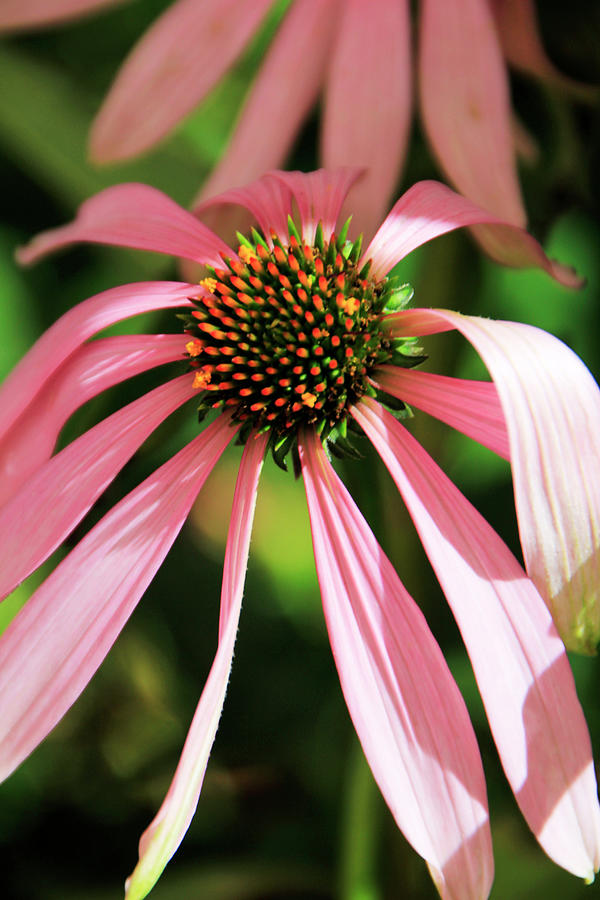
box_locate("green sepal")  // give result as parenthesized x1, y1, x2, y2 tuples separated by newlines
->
(287, 215, 301, 243)
(271, 431, 296, 471)
(236, 231, 255, 250)
(250, 227, 270, 251)
(328, 433, 363, 461)
(337, 216, 351, 248)
(314, 222, 325, 253)
(348, 233, 363, 264)
(383, 282, 414, 312)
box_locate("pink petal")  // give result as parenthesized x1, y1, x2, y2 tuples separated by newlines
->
(196, 173, 294, 246)
(0, 414, 234, 783)
(193, 0, 338, 219)
(406, 309, 600, 654)
(491, 0, 569, 85)
(372, 366, 510, 459)
(0, 334, 187, 506)
(0, 281, 194, 443)
(89, 0, 272, 162)
(270, 168, 364, 244)
(0, 0, 121, 32)
(0, 373, 199, 601)
(362, 181, 581, 287)
(17, 185, 231, 267)
(354, 398, 600, 878)
(321, 0, 412, 240)
(300, 431, 493, 900)
(419, 0, 524, 226)
(125, 432, 267, 900)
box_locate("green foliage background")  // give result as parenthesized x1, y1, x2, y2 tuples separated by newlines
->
(1, 2, 600, 898)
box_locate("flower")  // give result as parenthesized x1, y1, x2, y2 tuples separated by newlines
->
(2, 169, 600, 899)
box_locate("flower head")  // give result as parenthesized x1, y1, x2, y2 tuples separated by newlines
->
(2, 169, 600, 899)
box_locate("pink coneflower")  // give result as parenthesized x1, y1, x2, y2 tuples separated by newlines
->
(1, 169, 600, 900)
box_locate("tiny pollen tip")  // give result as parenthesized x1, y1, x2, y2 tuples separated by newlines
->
(192, 366, 213, 390)
(186, 338, 203, 357)
(199, 276, 218, 293)
(301, 392, 317, 408)
(238, 245, 257, 264)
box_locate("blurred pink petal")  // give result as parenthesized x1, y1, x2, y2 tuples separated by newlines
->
(90, 0, 272, 162)
(125, 433, 266, 900)
(300, 430, 493, 900)
(419, 0, 524, 226)
(17, 184, 232, 266)
(364, 181, 582, 287)
(194, 0, 338, 213)
(0, 374, 197, 601)
(355, 398, 600, 879)
(321, 0, 412, 240)
(0, 281, 195, 445)
(0, 415, 234, 783)
(0, 0, 121, 33)
(491, 0, 570, 85)
(0, 334, 187, 506)
(373, 366, 510, 460)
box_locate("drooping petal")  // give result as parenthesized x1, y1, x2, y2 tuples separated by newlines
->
(321, 0, 411, 240)
(0, 281, 195, 443)
(300, 431, 493, 900)
(0, 414, 235, 783)
(17, 185, 232, 267)
(419, 0, 524, 226)
(387, 308, 600, 654)
(271, 168, 364, 244)
(196, 173, 294, 246)
(354, 398, 600, 878)
(193, 0, 339, 218)
(0, 334, 187, 506)
(0, 0, 121, 33)
(491, 0, 570, 84)
(362, 181, 581, 287)
(125, 432, 267, 900)
(89, 0, 272, 162)
(372, 365, 510, 460)
(0, 373, 198, 601)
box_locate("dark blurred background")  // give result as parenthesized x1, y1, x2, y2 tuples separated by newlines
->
(1, 1, 600, 898)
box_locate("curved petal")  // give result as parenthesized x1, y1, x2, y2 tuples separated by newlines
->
(0, 281, 195, 443)
(193, 0, 339, 221)
(270, 168, 364, 244)
(372, 365, 510, 459)
(419, 0, 524, 226)
(0, 334, 187, 506)
(17, 185, 232, 267)
(0, 373, 198, 601)
(300, 431, 493, 900)
(125, 432, 267, 900)
(354, 398, 600, 878)
(387, 308, 600, 653)
(491, 0, 572, 85)
(196, 173, 294, 246)
(0, 0, 121, 33)
(321, 0, 412, 240)
(362, 181, 581, 287)
(0, 414, 235, 783)
(89, 0, 272, 162)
